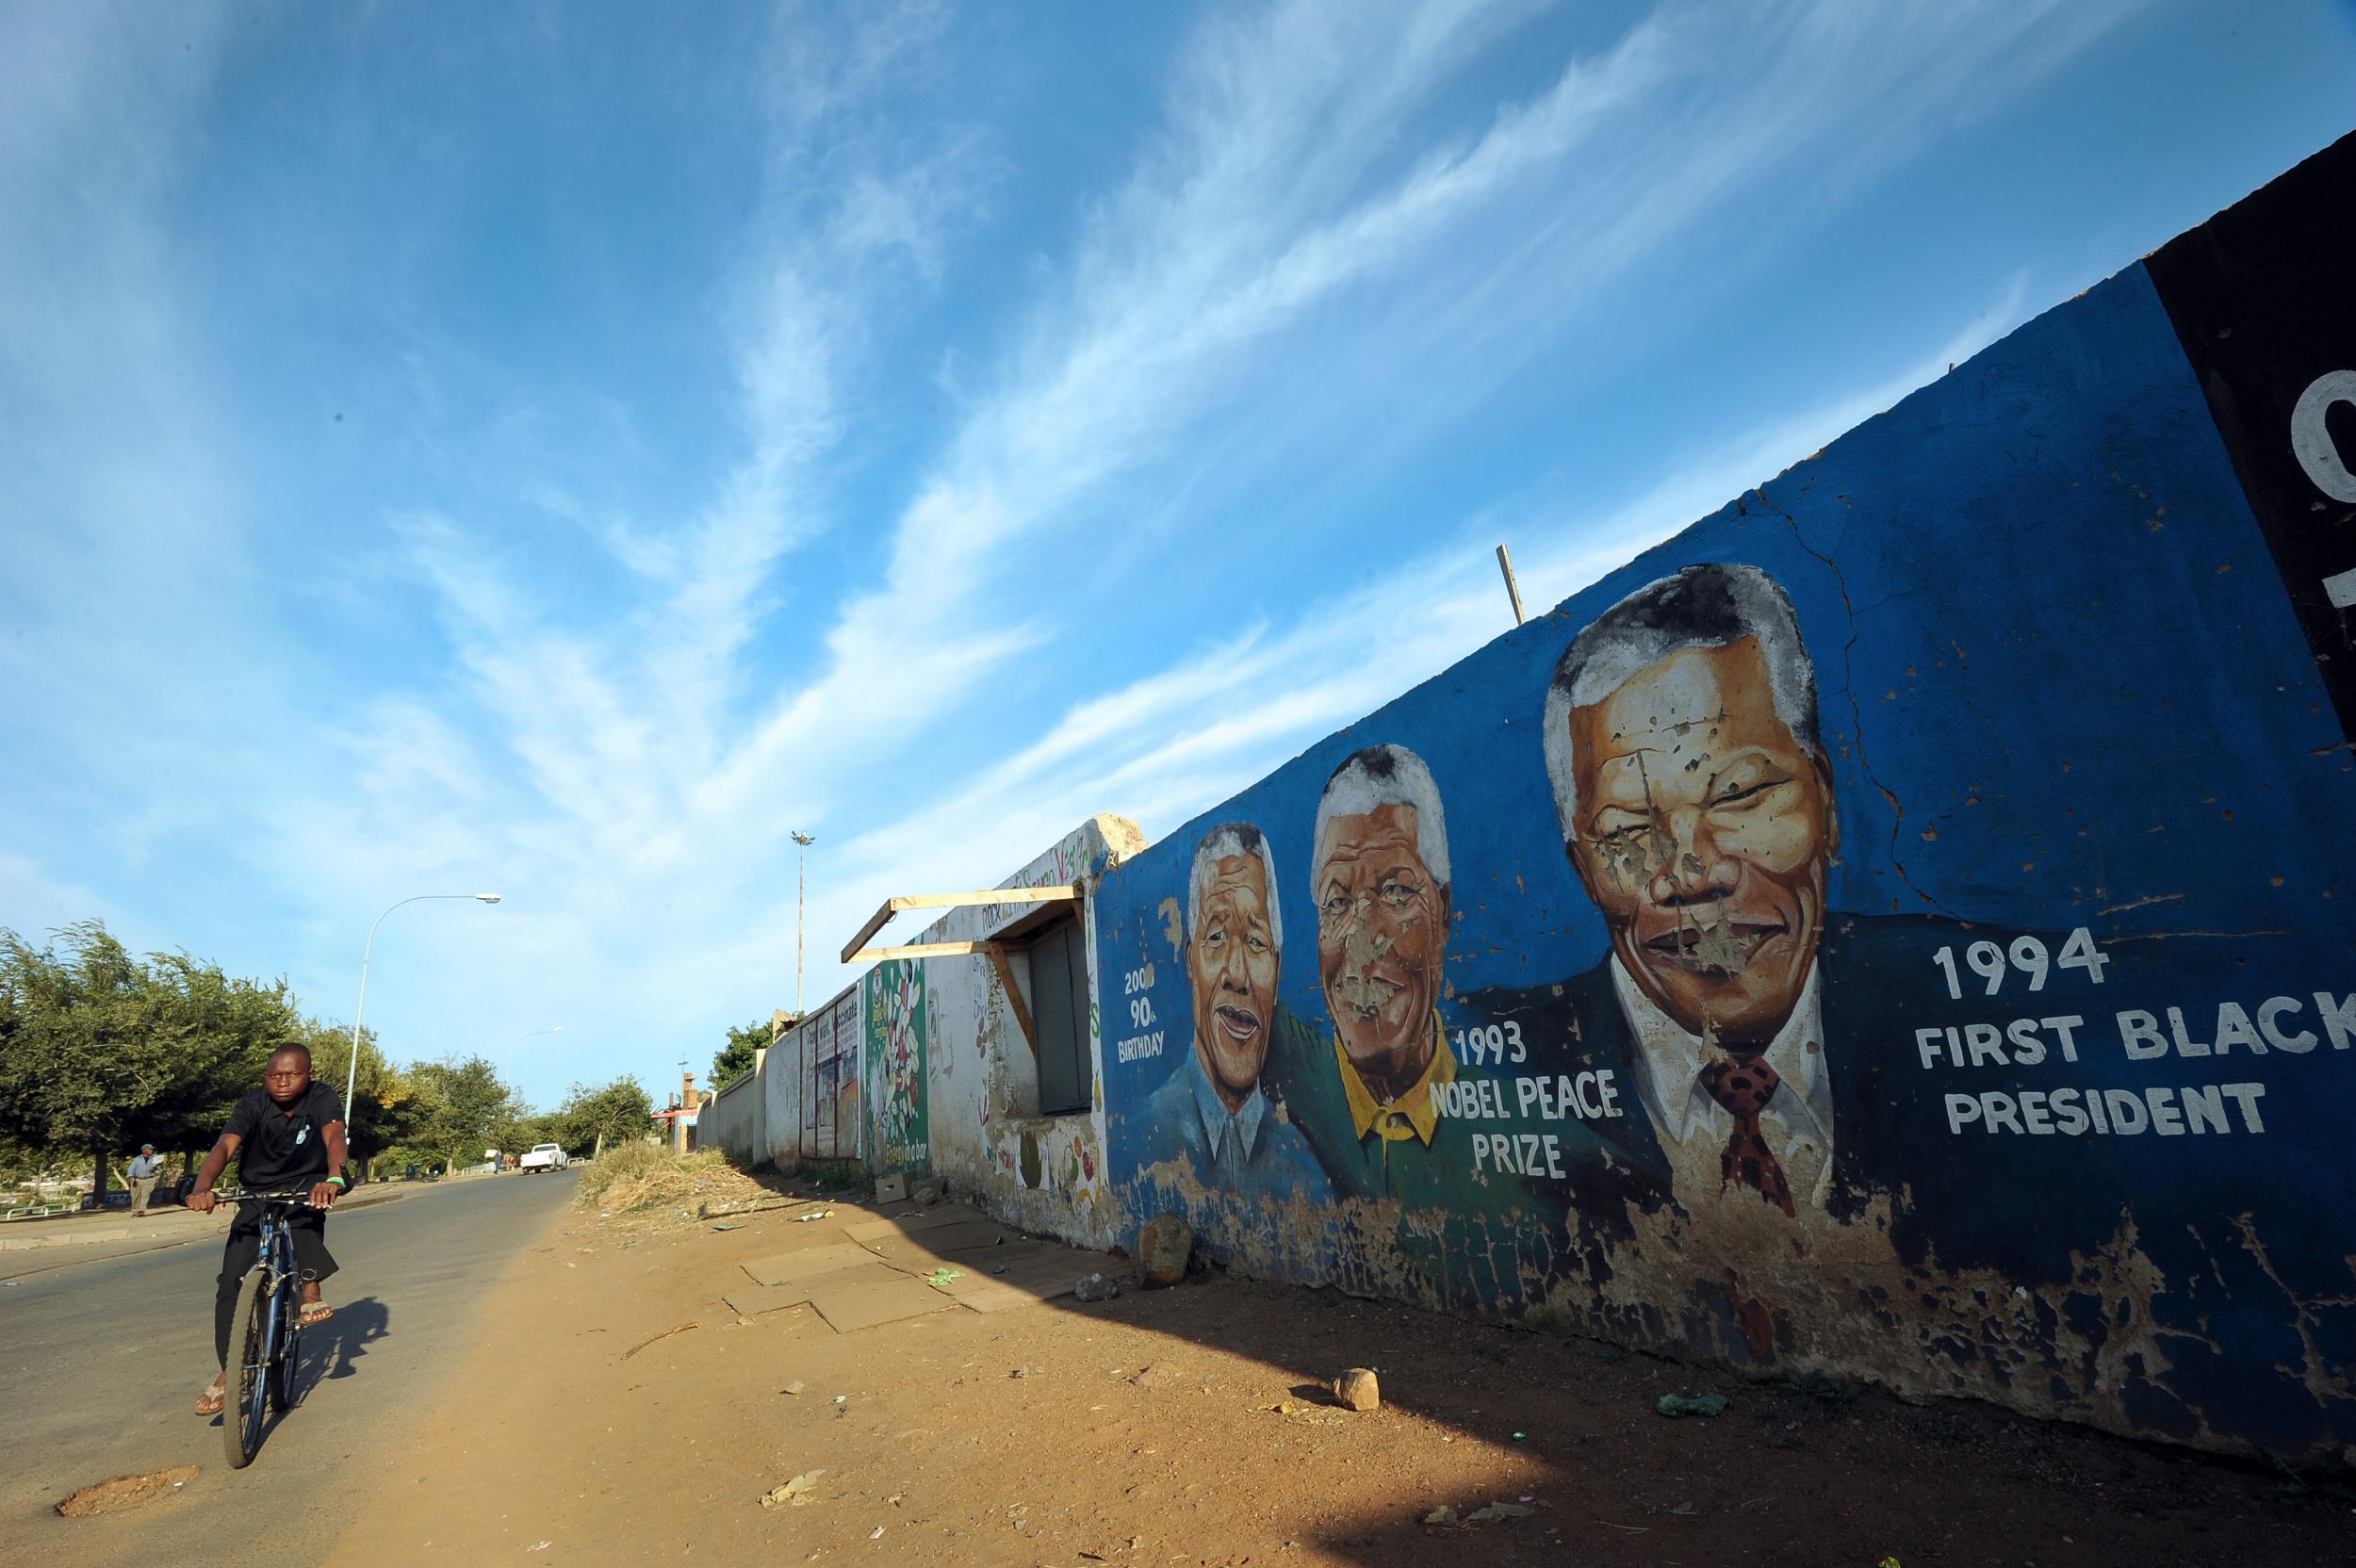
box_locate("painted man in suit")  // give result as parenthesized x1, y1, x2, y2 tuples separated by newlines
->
(1137, 823, 1330, 1204)
(1536, 561, 1847, 1216)
(1487, 562, 2124, 1276)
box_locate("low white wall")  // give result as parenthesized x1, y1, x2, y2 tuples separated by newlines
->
(697, 1051, 767, 1166)
(910, 814, 1144, 1249)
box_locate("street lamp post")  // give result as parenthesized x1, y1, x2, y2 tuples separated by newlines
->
(793, 831, 815, 1017)
(347, 893, 502, 1121)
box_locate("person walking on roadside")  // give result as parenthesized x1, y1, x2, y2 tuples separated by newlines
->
(128, 1144, 164, 1216)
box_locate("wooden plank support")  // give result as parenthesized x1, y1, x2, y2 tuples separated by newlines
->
(844, 939, 996, 962)
(983, 941, 1039, 1058)
(840, 884, 1079, 964)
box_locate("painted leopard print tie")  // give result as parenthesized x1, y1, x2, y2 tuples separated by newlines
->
(1696, 1054, 1795, 1217)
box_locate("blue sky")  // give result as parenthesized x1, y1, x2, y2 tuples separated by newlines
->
(4, 0, 2352, 1108)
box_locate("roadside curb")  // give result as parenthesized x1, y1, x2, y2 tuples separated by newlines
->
(0, 1187, 409, 1252)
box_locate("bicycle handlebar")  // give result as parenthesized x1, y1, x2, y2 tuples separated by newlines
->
(206, 1188, 323, 1206)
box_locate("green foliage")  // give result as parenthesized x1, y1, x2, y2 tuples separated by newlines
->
(712, 1018, 771, 1089)
(0, 918, 570, 1181)
(0, 922, 299, 1166)
(403, 1056, 523, 1176)
(552, 1076, 654, 1157)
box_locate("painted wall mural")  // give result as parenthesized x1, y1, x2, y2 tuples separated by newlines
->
(864, 957, 931, 1175)
(1097, 135, 2356, 1462)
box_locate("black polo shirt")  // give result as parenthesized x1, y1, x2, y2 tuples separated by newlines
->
(223, 1083, 345, 1191)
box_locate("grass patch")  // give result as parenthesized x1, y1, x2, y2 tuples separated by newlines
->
(575, 1143, 762, 1218)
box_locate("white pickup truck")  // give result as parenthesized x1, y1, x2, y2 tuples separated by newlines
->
(518, 1143, 570, 1173)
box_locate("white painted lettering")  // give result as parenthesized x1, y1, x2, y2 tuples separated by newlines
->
(2050, 1086, 2091, 1135)
(1945, 1093, 1982, 1135)
(2315, 992, 2356, 1051)
(1982, 1091, 2024, 1135)
(2259, 996, 2315, 1054)
(1595, 1069, 1622, 1119)
(2147, 1086, 2186, 1135)
(2167, 1006, 2212, 1058)
(2006, 1018, 2049, 1067)
(2118, 1010, 2168, 1060)
(2020, 1089, 2053, 1135)
(1543, 1134, 1566, 1181)
(2103, 1088, 2150, 1134)
(1516, 1076, 1542, 1118)
(1916, 1026, 1949, 1070)
(1964, 1022, 2006, 1068)
(2219, 1081, 2267, 1132)
(2180, 1084, 2228, 1135)
(2291, 368, 2356, 502)
(2212, 1002, 2265, 1055)
(2043, 1015, 2085, 1062)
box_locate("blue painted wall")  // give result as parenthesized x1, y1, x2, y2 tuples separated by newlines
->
(1093, 136, 2356, 1460)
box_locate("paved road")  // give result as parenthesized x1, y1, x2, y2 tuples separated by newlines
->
(0, 1173, 576, 1562)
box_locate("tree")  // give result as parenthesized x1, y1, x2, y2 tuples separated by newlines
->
(553, 1076, 654, 1161)
(0, 922, 301, 1194)
(403, 1056, 517, 1177)
(310, 1020, 417, 1172)
(712, 1018, 771, 1089)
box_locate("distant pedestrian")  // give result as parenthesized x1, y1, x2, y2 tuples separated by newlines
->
(128, 1144, 164, 1216)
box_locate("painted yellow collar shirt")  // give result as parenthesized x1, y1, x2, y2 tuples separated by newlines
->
(1334, 1012, 1457, 1147)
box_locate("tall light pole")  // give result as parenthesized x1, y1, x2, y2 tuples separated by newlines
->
(511, 1025, 562, 1090)
(348, 893, 502, 1119)
(792, 831, 815, 1017)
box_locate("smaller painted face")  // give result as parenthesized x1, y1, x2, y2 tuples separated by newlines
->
(1188, 853, 1280, 1111)
(265, 1050, 312, 1107)
(1316, 802, 1449, 1100)
(1567, 636, 1835, 1044)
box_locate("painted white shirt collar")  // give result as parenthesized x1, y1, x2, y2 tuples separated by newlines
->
(1609, 956, 1835, 1156)
(1186, 1049, 1267, 1165)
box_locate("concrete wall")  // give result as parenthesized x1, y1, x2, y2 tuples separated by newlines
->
(1088, 135, 2356, 1464)
(904, 815, 1145, 1249)
(763, 983, 864, 1171)
(696, 1050, 766, 1167)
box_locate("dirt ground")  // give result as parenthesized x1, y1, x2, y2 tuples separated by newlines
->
(323, 1189, 2355, 1568)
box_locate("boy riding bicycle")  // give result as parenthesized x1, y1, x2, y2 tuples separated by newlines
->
(187, 1044, 348, 1415)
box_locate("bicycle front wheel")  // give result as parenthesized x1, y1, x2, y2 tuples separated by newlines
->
(270, 1293, 301, 1413)
(222, 1268, 271, 1469)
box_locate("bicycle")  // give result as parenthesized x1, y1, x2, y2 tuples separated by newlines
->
(214, 1188, 317, 1468)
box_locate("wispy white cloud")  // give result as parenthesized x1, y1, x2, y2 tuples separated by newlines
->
(0, 0, 2151, 1101)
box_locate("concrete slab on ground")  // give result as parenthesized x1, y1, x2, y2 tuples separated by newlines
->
(722, 1281, 813, 1316)
(807, 1270, 961, 1332)
(740, 1240, 882, 1286)
(843, 1205, 973, 1241)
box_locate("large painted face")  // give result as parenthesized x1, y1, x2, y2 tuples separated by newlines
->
(1188, 852, 1280, 1110)
(1315, 801, 1449, 1098)
(1566, 636, 1836, 1045)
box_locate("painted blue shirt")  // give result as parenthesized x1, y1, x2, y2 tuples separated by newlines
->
(1136, 1046, 1332, 1206)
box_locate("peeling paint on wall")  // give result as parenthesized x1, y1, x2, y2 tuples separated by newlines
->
(1098, 138, 2356, 1465)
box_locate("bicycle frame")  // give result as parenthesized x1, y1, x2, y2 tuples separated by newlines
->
(218, 1188, 313, 1464)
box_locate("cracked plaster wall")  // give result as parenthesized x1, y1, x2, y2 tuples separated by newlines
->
(1090, 142, 2356, 1468)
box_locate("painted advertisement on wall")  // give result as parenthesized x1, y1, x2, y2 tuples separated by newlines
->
(864, 957, 931, 1175)
(1096, 135, 2356, 1461)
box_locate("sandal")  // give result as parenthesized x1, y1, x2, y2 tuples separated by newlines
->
(298, 1301, 334, 1327)
(196, 1380, 224, 1415)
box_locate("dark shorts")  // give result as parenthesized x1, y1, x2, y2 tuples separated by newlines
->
(213, 1204, 336, 1365)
